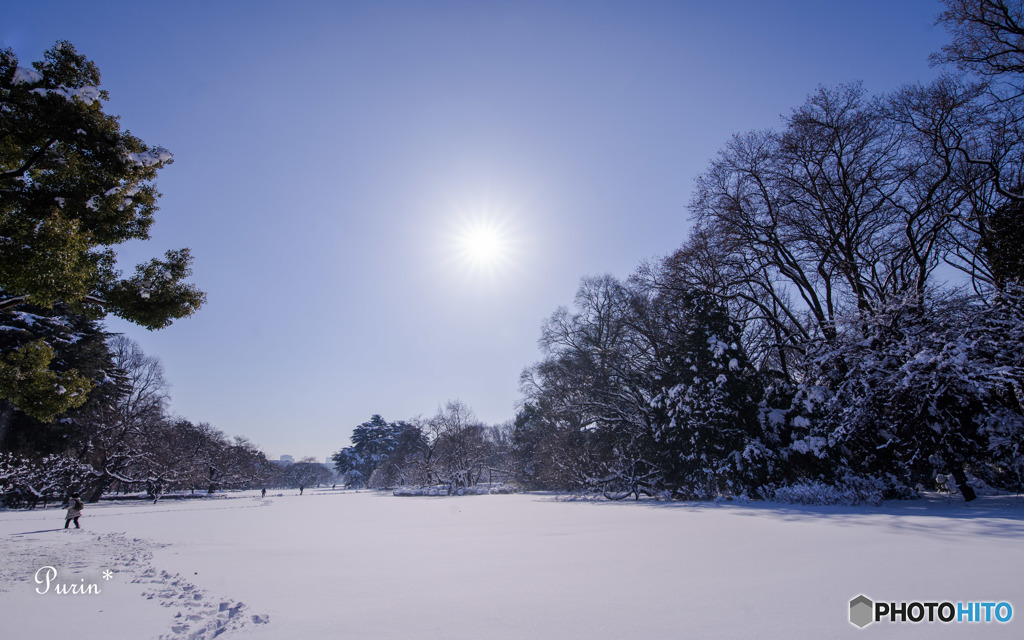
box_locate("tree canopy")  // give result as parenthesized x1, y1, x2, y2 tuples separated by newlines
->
(0, 42, 205, 420)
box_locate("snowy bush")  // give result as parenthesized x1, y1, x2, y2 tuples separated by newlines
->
(766, 479, 885, 506)
(785, 290, 1024, 499)
(0, 452, 95, 508)
(392, 486, 451, 497)
(393, 487, 424, 497)
(488, 484, 518, 494)
(392, 484, 514, 497)
(935, 473, 1003, 497)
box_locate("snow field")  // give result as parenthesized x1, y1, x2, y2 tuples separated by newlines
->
(2, 490, 1023, 639)
(0, 496, 270, 639)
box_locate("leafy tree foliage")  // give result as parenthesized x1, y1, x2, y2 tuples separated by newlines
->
(0, 42, 204, 419)
(983, 198, 1024, 285)
(0, 305, 115, 445)
(368, 423, 429, 489)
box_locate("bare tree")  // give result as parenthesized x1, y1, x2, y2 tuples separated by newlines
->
(429, 400, 489, 489)
(687, 84, 988, 378)
(935, 0, 1024, 86)
(932, 0, 1024, 286)
(76, 335, 170, 501)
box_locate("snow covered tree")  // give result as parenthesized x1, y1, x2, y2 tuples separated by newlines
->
(0, 451, 94, 508)
(0, 42, 204, 420)
(155, 420, 272, 495)
(366, 422, 428, 489)
(277, 457, 335, 489)
(520, 275, 660, 496)
(520, 272, 769, 499)
(799, 290, 1024, 498)
(0, 305, 114, 444)
(74, 335, 170, 501)
(215, 436, 275, 491)
(332, 415, 415, 487)
(429, 400, 490, 489)
(685, 82, 990, 380)
(645, 288, 767, 499)
(511, 402, 594, 491)
(509, 4, 1024, 503)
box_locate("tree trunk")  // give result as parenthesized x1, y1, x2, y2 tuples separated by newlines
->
(86, 475, 109, 503)
(950, 467, 977, 502)
(0, 400, 14, 448)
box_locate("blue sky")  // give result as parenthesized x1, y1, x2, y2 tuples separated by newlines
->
(3, 1, 950, 460)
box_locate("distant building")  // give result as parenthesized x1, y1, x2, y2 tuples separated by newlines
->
(277, 455, 294, 466)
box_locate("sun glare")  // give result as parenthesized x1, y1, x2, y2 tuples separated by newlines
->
(460, 222, 503, 266)
(448, 213, 519, 283)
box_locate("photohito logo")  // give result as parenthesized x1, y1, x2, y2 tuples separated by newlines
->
(849, 594, 1013, 628)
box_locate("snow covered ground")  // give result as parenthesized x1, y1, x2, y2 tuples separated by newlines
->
(2, 490, 1023, 639)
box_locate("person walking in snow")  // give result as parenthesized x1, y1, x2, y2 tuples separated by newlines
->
(64, 493, 84, 529)
(261, 488, 266, 499)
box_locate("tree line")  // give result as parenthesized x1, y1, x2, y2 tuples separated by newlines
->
(513, 0, 1024, 502)
(0, 310, 277, 506)
(331, 2, 1024, 503)
(332, 403, 513, 492)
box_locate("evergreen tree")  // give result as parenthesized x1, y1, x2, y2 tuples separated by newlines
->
(0, 305, 117, 448)
(332, 415, 410, 486)
(0, 42, 204, 419)
(984, 197, 1024, 287)
(647, 290, 766, 499)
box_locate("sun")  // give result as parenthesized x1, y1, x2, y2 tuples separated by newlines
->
(457, 221, 506, 268)
(450, 215, 516, 280)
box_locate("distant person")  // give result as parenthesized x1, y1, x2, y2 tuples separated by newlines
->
(332, 484, 336, 491)
(261, 488, 266, 499)
(64, 493, 84, 529)
(299, 485, 304, 496)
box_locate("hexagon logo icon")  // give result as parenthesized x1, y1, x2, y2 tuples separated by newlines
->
(850, 595, 874, 628)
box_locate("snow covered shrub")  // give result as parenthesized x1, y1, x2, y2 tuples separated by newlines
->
(392, 486, 424, 497)
(935, 472, 1003, 497)
(767, 477, 885, 506)
(758, 379, 834, 485)
(802, 290, 1024, 499)
(0, 452, 94, 507)
(488, 484, 518, 494)
(368, 465, 399, 490)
